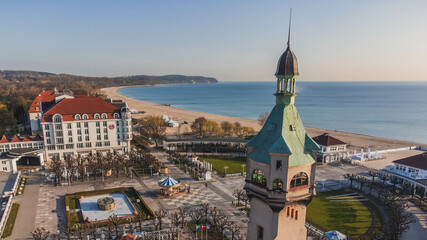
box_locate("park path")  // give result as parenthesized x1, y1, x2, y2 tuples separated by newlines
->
(9, 173, 42, 240)
(149, 147, 249, 234)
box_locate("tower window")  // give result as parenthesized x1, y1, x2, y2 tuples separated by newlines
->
(295, 210, 298, 220)
(257, 226, 264, 240)
(290, 172, 309, 188)
(287, 206, 290, 216)
(276, 160, 282, 170)
(252, 169, 266, 186)
(272, 179, 283, 191)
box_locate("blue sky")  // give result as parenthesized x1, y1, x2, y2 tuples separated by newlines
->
(1, 0, 427, 81)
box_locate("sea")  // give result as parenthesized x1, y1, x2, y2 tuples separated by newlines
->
(118, 82, 427, 144)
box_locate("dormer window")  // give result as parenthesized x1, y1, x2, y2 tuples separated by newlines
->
(113, 113, 120, 119)
(53, 114, 62, 123)
(82, 114, 88, 120)
(94, 113, 100, 119)
(101, 113, 107, 119)
(75, 114, 81, 120)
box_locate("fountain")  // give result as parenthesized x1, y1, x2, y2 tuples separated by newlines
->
(97, 196, 116, 210)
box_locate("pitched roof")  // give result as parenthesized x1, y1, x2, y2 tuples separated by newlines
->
(33, 134, 43, 141)
(394, 153, 427, 171)
(28, 90, 55, 113)
(10, 135, 21, 142)
(0, 135, 9, 143)
(42, 95, 121, 122)
(246, 95, 319, 167)
(312, 133, 347, 146)
(22, 135, 32, 142)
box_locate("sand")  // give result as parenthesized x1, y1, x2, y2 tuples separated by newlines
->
(102, 86, 425, 151)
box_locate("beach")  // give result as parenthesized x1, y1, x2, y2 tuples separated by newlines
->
(102, 86, 425, 151)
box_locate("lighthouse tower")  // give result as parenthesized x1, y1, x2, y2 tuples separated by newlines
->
(244, 12, 320, 240)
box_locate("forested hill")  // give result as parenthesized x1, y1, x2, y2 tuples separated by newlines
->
(0, 70, 218, 89)
(0, 70, 217, 136)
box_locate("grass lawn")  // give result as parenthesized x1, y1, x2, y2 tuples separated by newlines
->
(307, 190, 373, 236)
(199, 156, 246, 176)
(2, 203, 20, 238)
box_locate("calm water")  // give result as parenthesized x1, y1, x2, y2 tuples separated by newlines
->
(119, 82, 427, 144)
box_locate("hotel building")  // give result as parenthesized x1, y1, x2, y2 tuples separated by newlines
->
(0, 89, 132, 171)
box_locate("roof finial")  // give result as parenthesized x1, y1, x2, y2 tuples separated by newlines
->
(287, 8, 292, 47)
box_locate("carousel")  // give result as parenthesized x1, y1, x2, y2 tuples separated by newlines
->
(158, 176, 187, 198)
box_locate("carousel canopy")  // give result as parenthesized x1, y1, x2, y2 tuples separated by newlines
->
(159, 176, 180, 187)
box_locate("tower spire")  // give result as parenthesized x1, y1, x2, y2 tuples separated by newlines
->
(287, 8, 292, 47)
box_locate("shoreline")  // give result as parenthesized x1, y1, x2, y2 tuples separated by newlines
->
(101, 85, 425, 150)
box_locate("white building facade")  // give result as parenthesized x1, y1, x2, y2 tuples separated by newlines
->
(29, 89, 132, 162)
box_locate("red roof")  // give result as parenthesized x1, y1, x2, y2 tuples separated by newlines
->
(28, 90, 55, 113)
(22, 135, 32, 142)
(312, 133, 347, 146)
(42, 95, 120, 122)
(394, 153, 427, 171)
(10, 135, 21, 143)
(0, 135, 9, 143)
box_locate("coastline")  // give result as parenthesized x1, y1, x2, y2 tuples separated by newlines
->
(101, 85, 425, 150)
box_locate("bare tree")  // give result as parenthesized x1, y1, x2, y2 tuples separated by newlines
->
(76, 156, 86, 181)
(189, 208, 204, 226)
(233, 189, 245, 206)
(64, 155, 77, 184)
(258, 112, 269, 126)
(108, 214, 122, 237)
(31, 228, 51, 240)
(228, 222, 241, 240)
(49, 158, 64, 185)
(343, 173, 357, 189)
(178, 207, 189, 227)
(138, 116, 167, 148)
(191, 117, 207, 137)
(153, 209, 168, 230)
(368, 170, 379, 195)
(87, 156, 98, 180)
(169, 211, 181, 228)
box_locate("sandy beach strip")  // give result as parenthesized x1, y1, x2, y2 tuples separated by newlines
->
(101, 86, 425, 150)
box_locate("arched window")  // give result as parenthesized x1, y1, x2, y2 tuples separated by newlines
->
(82, 114, 88, 120)
(290, 172, 309, 188)
(101, 113, 107, 119)
(252, 169, 266, 186)
(75, 114, 81, 120)
(53, 114, 62, 123)
(272, 179, 283, 190)
(113, 113, 120, 119)
(94, 113, 100, 119)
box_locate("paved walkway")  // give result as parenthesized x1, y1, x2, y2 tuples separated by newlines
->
(9, 173, 42, 240)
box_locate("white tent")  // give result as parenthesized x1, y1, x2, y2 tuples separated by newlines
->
(325, 230, 347, 240)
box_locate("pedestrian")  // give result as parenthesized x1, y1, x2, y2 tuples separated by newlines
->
(205, 182, 208, 187)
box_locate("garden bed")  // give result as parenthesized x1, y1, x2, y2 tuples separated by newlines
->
(1, 203, 20, 238)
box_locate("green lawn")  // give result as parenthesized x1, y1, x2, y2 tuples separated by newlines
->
(307, 190, 373, 236)
(199, 156, 246, 176)
(2, 203, 20, 238)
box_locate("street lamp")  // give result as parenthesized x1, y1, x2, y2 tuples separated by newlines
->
(241, 164, 246, 176)
(149, 165, 153, 176)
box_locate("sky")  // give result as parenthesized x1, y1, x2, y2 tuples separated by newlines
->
(1, 0, 427, 82)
